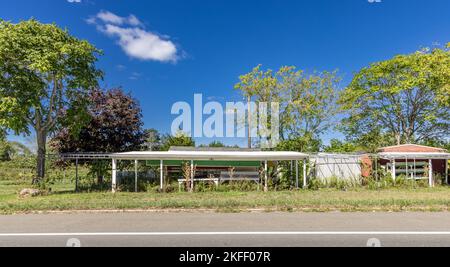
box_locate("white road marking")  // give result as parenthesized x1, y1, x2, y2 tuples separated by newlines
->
(1, 232, 450, 237)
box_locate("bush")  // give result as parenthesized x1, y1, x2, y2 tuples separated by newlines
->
(308, 176, 361, 191)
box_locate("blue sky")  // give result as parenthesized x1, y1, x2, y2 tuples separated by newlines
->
(2, 0, 450, 148)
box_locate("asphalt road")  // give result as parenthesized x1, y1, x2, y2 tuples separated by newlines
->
(1, 212, 450, 247)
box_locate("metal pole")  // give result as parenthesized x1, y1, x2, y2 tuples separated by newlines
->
(75, 158, 79, 192)
(392, 159, 396, 181)
(446, 159, 449, 185)
(429, 159, 433, 187)
(303, 159, 307, 189)
(112, 159, 117, 193)
(375, 155, 378, 181)
(295, 160, 299, 189)
(290, 160, 294, 185)
(405, 156, 409, 179)
(191, 160, 194, 192)
(134, 160, 138, 193)
(264, 160, 268, 192)
(160, 160, 164, 191)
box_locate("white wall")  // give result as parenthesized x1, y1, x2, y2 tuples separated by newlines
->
(311, 154, 362, 181)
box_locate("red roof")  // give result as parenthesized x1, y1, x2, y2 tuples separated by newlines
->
(378, 144, 448, 153)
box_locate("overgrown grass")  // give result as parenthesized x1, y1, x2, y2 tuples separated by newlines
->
(0, 178, 450, 214)
(1, 159, 449, 214)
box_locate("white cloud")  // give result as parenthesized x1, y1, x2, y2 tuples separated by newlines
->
(88, 11, 179, 63)
(67, 0, 81, 3)
(103, 24, 178, 62)
(96, 11, 142, 26)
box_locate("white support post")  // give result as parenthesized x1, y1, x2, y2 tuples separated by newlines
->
(290, 161, 294, 183)
(134, 160, 138, 193)
(112, 159, 117, 193)
(75, 158, 79, 192)
(445, 159, 449, 185)
(160, 160, 164, 191)
(264, 160, 268, 192)
(405, 156, 409, 179)
(303, 159, 307, 189)
(295, 160, 299, 189)
(429, 159, 433, 187)
(392, 159, 396, 181)
(190, 160, 194, 192)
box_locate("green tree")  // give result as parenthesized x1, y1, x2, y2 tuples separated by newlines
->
(339, 46, 450, 146)
(8, 141, 33, 157)
(144, 128, 162, 151)
(275, 134, 322, 153)
(235, 65, 340, 151)
(198, 141, 225, 148)
(0, 139, 12, 161)
(160, 132, 195, 151)
(0, 140, 33, 161)
(0, 19, 102, 181)
(324, 139, 359, 153)
(277, 66, 341, 141)
(234, 65, 278, 148)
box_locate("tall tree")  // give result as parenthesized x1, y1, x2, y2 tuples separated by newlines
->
(0, 19, 102, 181)
(144, 128, 162, 151)
(339, 46, 450, 146)
(51, 88, 146, 183)
(234, 65, 278, 148)
(52, 88, 145, 153)
(235, 65, 340, 151)
(277, 66, 341, 141)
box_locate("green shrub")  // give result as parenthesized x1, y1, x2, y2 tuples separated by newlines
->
(308, 176, 360, 191)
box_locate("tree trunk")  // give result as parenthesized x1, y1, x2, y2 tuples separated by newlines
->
(395, 133, 401, 146)
(97, 175, 104, 185)
(247, 95, 252, 149)
(35, 130, 47, 183)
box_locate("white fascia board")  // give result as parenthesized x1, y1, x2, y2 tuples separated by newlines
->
(110, 151, 309, 161)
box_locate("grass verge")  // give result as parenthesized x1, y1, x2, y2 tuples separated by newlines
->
(1, 178, 449, 214)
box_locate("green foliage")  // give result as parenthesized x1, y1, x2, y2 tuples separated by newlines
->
(324, 139, 359, 153)
(308, 177, 356, 191)
(204, 141, 225, 148)
(144, 128, 162, 151)
(235, 65, 341, 148)
(0, 19, 103, 135)
(277, 67, 341, 140)
(419, 139, 450, 151)
(339, 46, 450, 146)
(275, 134, 322, 152)
(0, 140, 12, 161)
(366, 175, 429, 190)
(0, 19, 103, 179)
(0, 140, 33, 161)
(160, 131, 195, 151)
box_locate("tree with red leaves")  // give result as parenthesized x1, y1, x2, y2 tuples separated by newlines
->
(51, 88, 146, 184)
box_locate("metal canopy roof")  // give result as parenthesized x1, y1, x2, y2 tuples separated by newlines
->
(110, 151, 309, 161)
(378, 152, 450, 160)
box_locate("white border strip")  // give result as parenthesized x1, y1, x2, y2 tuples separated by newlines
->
(1, 232, 450, 237)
